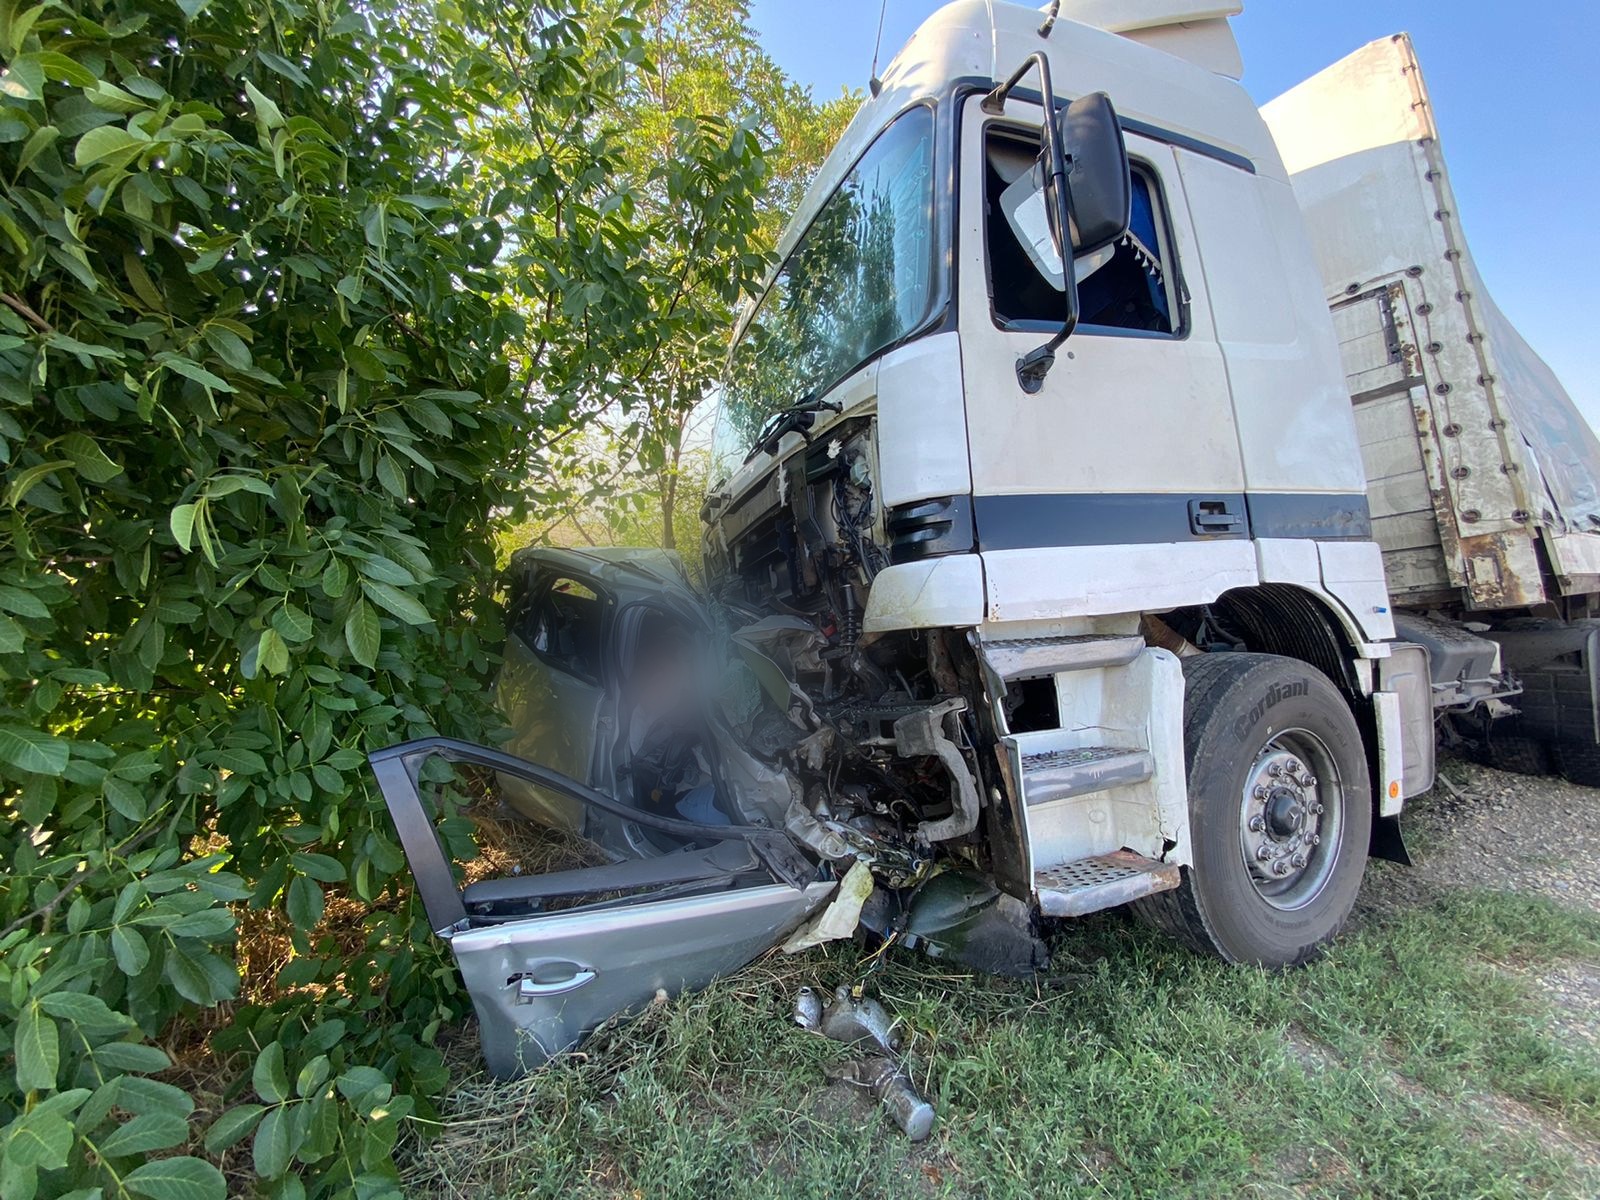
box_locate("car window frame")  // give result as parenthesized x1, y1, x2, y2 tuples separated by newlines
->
(517, 570, 612, 687)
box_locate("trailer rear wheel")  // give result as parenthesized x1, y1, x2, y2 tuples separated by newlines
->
(1136, 653, 1371, 967)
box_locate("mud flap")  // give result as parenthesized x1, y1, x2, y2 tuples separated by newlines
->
(1369, 813, 1411, 866)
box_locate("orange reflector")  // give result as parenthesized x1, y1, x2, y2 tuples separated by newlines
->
(1388, 781, 1401, 799)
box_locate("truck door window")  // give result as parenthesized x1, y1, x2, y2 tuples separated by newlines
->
(522, 576, 607, 683)
(985, 128, 1181, 336)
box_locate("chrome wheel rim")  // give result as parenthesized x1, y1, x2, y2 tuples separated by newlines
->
(1238, 727, 1344, 910)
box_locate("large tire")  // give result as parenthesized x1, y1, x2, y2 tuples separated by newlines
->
(1136, 652, 1372, 967)
(1552, 741, 1600, 788)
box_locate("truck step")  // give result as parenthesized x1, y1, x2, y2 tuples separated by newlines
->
(983, 634, 1145, 680)
(1020, 746, 1154, 806)
(1035, 851, 1182, 917)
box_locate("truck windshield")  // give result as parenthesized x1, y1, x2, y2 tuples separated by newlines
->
(711, 106, 937, 481)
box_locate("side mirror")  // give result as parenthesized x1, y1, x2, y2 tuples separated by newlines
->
(1057, 92, 1130, 256)
(986, 54, 1132, 392)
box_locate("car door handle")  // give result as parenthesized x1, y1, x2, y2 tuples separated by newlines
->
(514, 969, 597, 1000)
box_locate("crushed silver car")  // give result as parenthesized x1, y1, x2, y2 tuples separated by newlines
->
(369, 545, 1042, 1078)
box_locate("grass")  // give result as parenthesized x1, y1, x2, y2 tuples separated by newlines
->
(401, 880, 1600, 1199)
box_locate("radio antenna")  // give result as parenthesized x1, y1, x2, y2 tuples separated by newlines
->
(869, 0, 889, 97)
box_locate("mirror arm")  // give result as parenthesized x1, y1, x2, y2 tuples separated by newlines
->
(983, 52, 1079, 394)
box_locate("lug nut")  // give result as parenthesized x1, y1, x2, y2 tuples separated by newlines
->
(1291, 853, 1307, 869)
(1313, 804, 1325, 815)
(1254, 785, 1270, 800)
(1248, 815, 1265, 832)
(1268, 764, 1283, 777)
(1256, 846, 1273, 861)
(1310, 834, 1321, 846)
(1272, 860, 1290, 875)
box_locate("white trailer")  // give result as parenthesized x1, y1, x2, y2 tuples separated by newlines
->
(1265, 37, 1600, 782)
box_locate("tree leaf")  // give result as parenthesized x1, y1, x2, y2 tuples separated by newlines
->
(164, 907, 235, 939)
(5, 459, 72, 507)
(344, 599, 380, 667)
(271, 601, 313, 643)
(17, 123, 58, 173)
(4, 1111, 72, 1169)
(164, 940, 235, 1003)
(374, 452, 405, 498)
(61, 431, 123, 483)
(253, 1040, 289, 1104)
(97, 1112, 191, 1156)
(243, 79, 283, 130)
(257, 626, 289, 675)
(0, 584, 51, 619)
(74, 124, 147, 166)
(212, 747, 266, 775)
(91, 1040, 172, 1073)
(123, 1156, 226, 1200)
(251, 1104, 293, 1179)
(155, 350, 234, 392)
(32, 50, 97, 87)
(39, 990, 133, 1032)
(360, 579, 431, 625)
(169, 503, 197, 551)
(203, 1104, 264, 1153)
(0, 725, 70, 776)
(286, 873, 324, 929)
(112, 925, 151, 975)
(15, 1005, 59, 1091)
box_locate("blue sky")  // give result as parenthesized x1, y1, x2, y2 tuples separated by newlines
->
(749, 0, 1600, 426)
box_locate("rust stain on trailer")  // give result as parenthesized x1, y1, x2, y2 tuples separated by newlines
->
(1457, 530, 1544, 609)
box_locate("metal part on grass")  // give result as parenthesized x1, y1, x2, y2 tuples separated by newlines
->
(828, 1056, 936, 1142)
(796, 985, 934, 1141)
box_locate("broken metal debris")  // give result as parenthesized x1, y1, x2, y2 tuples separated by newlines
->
(827, 1057, 936, 1143)
(794, 985, 935, 1142)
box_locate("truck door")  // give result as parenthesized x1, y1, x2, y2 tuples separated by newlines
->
(957, 95, 1252, 615)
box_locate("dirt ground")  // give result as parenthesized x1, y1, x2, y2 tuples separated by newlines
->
(1362, 755, 1600, 1172)
(1395, 756, 1600, 915)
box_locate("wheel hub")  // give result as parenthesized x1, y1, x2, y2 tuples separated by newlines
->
(1264, 786, 1304, 838)
(1239, 739, 1338, 908)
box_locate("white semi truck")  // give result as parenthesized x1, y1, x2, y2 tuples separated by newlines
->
(373, 1, 1600, 1076)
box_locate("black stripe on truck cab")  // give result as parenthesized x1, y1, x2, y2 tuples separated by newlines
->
(887, 492, 1372, 560)
(1245, 493, 1373, 541)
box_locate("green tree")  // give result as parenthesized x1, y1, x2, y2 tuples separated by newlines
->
(0, 0, 776, 1194)
(520, 0, 860, 552)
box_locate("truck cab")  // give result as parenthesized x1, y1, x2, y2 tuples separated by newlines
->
(699, 0, 1418, 950)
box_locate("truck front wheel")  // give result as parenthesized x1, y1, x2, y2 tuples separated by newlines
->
(1136, 653, 1372, 967)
